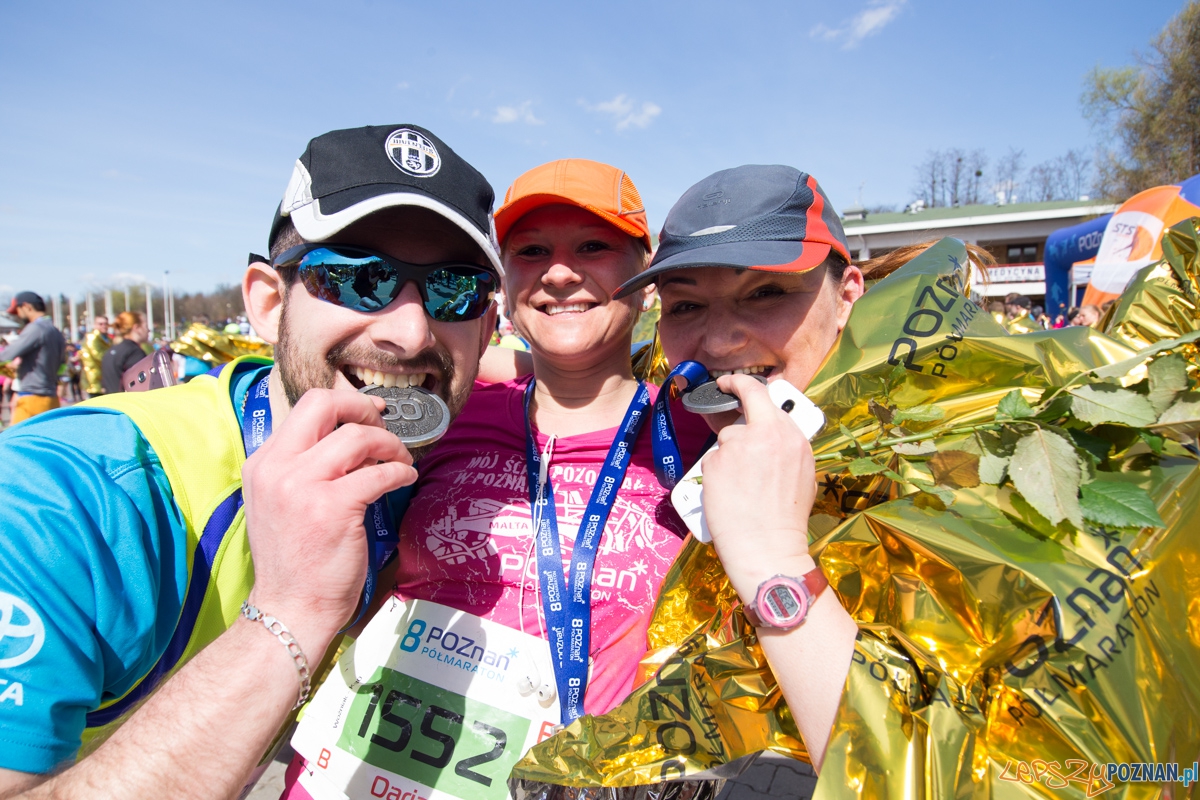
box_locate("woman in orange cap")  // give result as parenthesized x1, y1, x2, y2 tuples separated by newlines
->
(387, 159, 711, 712)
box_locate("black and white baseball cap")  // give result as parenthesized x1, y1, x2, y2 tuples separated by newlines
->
(270, 125, 502, 274)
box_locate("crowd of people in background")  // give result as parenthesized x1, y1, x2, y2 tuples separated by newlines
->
(985, 290, 1111, 333)
(0, 294, 263, 428)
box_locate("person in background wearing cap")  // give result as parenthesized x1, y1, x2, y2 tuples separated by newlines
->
(1003, 292, 1038, 334)
(0, 125, 502, 799)
(0, 291, 67, 425)
(613, 165, 862, 768)
(277, 159, 712, 799)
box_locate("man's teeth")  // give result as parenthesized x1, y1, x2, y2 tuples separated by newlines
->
(709, 366, 770, 378)
(545, 303, 590, 316)
(351, 366, 427, 388)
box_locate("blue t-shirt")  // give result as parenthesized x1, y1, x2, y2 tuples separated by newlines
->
(0, 364, 270, 772)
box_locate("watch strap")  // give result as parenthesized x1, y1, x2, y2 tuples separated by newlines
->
(743, 567, 828, 629)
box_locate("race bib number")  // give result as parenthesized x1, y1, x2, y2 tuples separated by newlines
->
(291, 598, 559, 800)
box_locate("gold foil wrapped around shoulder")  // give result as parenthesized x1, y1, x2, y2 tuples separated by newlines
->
(1004, 312, 1040, 335)
(79, 329, 111, 395)
(170, 322, 273, 364)
(512, 226, 1200, 798)
(1103, 217, 1200, 353)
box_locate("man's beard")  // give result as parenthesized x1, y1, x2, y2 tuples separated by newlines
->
(275, 300, 471, 461)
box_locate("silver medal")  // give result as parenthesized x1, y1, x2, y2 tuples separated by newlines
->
(681, 375, 767, 414)
(359, 384, 450, 447)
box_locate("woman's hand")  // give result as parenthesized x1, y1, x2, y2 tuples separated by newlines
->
(699, 373, 818, 602)
(695, 373, 857, 772)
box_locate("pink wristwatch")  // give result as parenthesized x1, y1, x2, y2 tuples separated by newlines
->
(742, 568, 829, 629)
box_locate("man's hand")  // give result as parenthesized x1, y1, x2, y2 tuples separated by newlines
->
(699, 374, 817, 600)
(242, 387, 417, 655)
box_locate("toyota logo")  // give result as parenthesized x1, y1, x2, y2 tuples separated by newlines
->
(0, 592, 45, 668)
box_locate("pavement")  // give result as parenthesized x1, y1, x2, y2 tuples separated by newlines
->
(244, 748, 820, 799)
(245, 747, 291, 800)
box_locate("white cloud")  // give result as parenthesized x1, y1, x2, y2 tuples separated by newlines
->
(809, 0, 905, 48)
(493, 100, 543, 125)
(396, 81, 409, 90)
(582, 94, 662, 131)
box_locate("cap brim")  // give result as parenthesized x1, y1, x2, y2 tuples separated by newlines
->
(287, 185, 503, 277)
(495, 193, 652, 250)
(613, 240, 831, 299)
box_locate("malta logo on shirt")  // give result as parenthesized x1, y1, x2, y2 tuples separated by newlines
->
(0, 591, 45, 668)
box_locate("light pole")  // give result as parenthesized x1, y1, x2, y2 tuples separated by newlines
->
(163, 271, 171, 340)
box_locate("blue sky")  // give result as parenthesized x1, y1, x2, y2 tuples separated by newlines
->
(0, 0, 1188, 299)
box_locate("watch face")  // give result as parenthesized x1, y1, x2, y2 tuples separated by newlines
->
(759, 578, 808, 627)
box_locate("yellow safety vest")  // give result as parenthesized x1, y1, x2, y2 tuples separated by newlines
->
(77, 356, 270, 754)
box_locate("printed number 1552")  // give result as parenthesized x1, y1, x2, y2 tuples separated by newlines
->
(354, 683, 507, 787)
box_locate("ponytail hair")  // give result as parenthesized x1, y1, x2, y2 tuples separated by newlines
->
(113, 311, 145, 337)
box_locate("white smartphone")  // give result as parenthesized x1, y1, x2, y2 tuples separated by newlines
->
(670, 379, 825, 543)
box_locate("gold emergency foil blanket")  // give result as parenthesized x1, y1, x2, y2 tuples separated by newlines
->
(170, 322, 273, 364)
(1103, 218, 1200, 354)
(1004, 313, 1040, 335)
(511, 230, 1200, 798)
(79, 329, 110, 395)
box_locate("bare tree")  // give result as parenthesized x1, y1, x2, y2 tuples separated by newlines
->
(994, 147, 1025, 204)
(964, 149, 988, 205)
(1027, 161, 1059, 202)
(913, 150, 947, 207)
(945, 148, 967, 206)
(1025, 149, 1094, 202)
(1059, 149, 1092, 199)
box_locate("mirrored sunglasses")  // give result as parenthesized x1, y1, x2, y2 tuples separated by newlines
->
(273, 244, 497, 322)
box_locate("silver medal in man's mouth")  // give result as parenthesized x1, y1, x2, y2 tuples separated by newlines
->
(681, 375, 767, 414)
(359, 384, 450, 447)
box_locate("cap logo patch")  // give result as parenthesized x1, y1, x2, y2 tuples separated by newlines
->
(386, 128, 441, 178)
(690, 225, 736, 237)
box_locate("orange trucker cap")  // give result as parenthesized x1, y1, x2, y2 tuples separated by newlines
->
(494, 159, 653, 250)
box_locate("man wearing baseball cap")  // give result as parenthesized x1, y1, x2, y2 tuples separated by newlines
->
(1, 291, 67, 425)
(0, 125, 501, 797)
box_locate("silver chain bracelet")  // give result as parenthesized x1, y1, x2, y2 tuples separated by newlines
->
(240, 600, 311, 710)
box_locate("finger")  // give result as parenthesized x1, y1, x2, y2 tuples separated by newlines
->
(335, 461, 419, 507)
(305, 424, 412, 480)
(275, 389, 389, 453)
(714, 374, 781, 425)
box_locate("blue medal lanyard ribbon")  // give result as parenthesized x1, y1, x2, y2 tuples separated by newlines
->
(241, 374, 399, 629)
(650, 360, 710, 489)
(524, 378, 660, 723)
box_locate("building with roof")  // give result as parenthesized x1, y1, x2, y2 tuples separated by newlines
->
(841, 199, 1118, 308)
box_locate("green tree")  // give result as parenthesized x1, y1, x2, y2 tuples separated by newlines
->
(1083, 1, 1200, 199)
